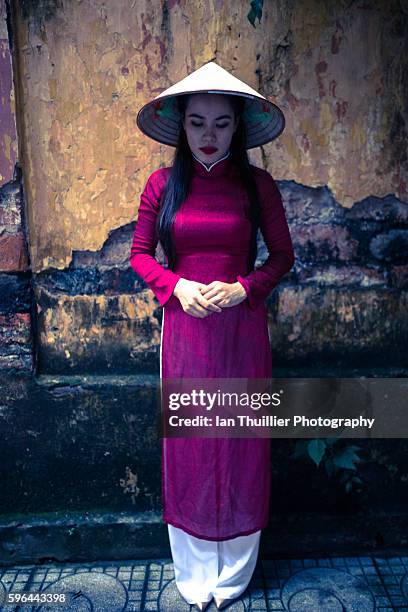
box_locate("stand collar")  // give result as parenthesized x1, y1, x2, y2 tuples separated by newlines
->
(192, 150, 232, 177)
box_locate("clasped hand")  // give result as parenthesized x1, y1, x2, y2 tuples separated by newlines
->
(173, 278, 247, 318)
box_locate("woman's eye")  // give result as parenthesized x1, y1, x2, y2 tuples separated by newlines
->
(191, 122, 229, 129)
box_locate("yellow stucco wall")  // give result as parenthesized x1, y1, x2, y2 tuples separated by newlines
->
(10, 0, 408, 272)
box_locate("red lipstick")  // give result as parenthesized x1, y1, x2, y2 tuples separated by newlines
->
(199, 146, 218, 154)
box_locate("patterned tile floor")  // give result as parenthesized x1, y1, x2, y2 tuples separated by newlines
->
(1, 555, 408, 611)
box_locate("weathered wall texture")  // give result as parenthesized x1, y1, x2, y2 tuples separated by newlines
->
(10, 0, 408, 272)
(33, 184, 408, 375)
(0, 0, 407, 563)
(0, 0, 17, 184)
(0, 0, 32, 372)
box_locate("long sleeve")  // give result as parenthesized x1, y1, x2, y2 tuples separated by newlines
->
(130, 169, 181, 307)
(237, 168, 295, 311)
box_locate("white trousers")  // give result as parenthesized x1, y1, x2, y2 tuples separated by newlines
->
(168, 524, 261, 604)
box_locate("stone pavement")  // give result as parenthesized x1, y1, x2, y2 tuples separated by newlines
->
(1, 554, 408, 611)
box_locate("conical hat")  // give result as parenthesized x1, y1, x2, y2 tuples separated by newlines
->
(136, 61, 285, 150)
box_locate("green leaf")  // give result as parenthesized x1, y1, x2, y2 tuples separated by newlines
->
(324, 457, 335, 478)
(352, 477, 363, 484)
(307, 439, 327, 466)
(291, 439, 309, 459)
(332, 446, 361, 471)
(251, 0, 263, 16)
(247, 8, 256, 27)
(247, 0, 263, 27)
(325, 437, 339, 446)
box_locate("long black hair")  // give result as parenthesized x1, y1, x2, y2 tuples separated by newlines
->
(156, 93, 261, 272)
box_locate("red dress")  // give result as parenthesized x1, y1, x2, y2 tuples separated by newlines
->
(130, 153, 294, 541)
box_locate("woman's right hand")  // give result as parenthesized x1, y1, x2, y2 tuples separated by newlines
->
(173, 278, 222, 318)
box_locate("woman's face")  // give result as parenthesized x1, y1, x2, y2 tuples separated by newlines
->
(182, 93, 238, 164)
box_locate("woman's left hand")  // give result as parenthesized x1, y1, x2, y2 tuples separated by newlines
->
(199, 281, 247, 308)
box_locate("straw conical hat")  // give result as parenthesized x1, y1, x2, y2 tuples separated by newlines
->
(136, 61, 285, 150)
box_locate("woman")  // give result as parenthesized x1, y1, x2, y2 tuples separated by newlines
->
(130, 62, 295, 610)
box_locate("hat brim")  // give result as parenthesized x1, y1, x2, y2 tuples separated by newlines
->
(136, 90, 285, 150)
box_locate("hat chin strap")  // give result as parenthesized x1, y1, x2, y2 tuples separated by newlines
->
(192, 149, 230, 172)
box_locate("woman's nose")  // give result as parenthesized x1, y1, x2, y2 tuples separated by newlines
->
(203, 126, 216, 139)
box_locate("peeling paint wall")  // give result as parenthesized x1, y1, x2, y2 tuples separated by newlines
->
(0, 0, 32, 372)
(10, 0, 408, 272)
(33, 185, 408, 375)
(1, 0, 408, 549)
(0, 0, 18, 184)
